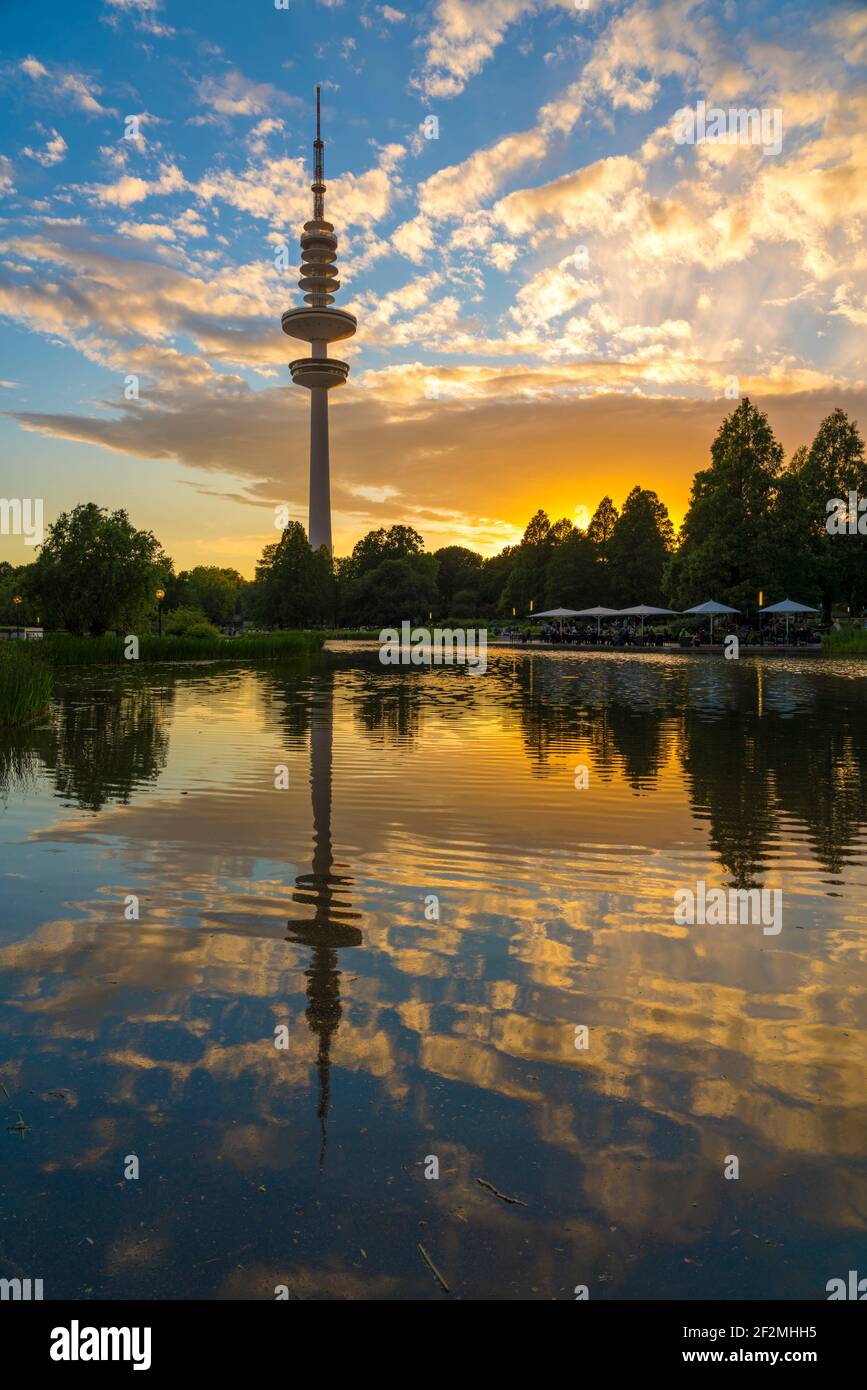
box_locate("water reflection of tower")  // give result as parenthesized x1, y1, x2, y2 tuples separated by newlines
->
(286, 672, 361, 1167)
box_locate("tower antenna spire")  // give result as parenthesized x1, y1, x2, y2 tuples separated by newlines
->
(313, 85, 325, 222)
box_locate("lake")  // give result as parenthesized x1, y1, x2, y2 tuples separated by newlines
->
(1, 645, 866, 1300)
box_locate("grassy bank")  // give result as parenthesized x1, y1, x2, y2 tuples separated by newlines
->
(322, 621, 498, 640)
(822, 627, 867, 655)
(0, 643, 53, 727)
(41, 631, 324, 665)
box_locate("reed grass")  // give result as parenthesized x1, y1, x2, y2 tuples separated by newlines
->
(822, 627, 867, 655)
(0, 643, 53, 726)
(40, 632, 324, 665)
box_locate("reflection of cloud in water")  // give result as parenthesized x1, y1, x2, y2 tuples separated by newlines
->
(0, 650, 866, 1295)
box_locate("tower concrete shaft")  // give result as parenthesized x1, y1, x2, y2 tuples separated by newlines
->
(282, 86, 357, 555)
(309, 386, 331, 553)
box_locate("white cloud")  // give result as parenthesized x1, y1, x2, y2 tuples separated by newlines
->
(414, 0, 572, 100)
(20, 57, 49, 81)
(196, 71, 295, 118)
(493, 155, 645, 238)
(88, 162, 186, 208)
(22, 128, 68, 168)
(102, 0, 173, 38)
(247, 118, 284, 156)
(350, 483, 402, 501)
(117, 220, 176, 241)
(18, 56, 116, 115)
(391, 215, 435, 263)
(194, 141, 404, 233)
(173, 208, 209, 239)
(419, 130, 547, 221)
(510, 247, 597, 330)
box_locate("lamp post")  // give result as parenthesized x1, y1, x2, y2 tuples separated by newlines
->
(12, 594, 22, 640)
(155, 588, 165, 638)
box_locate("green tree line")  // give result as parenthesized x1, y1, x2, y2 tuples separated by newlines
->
(2, 402, 864, 633)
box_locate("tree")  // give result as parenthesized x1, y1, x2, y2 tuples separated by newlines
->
(349, 554, 438, 627)
(0, 562, 35, 624)
(175, 566, 247, 626)
(339, 526, 437, 625)
(664, 399, 783, 610)
(766, 447, 816, 606)
(349, 525, 424, 578)
(254, 523, 333, 627)
(549, 516, 574, 546)
(27, 503, 169, 635)
(500, 510, 555, 615)
(164, 605, 221, 639)
(544, 529, 597, 608)
(451, 586, 481, 617)
(433, 545, 483, 616)
(796, 409, 867, 620)
(587, 496, 619, 603)
(478, 545, 517, 615)
(607, 486, 675, 606)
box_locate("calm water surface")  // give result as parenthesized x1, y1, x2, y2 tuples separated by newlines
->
(1, 645, 866, 1299)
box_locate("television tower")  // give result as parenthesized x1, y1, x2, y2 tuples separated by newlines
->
(282, 86, 357, 554)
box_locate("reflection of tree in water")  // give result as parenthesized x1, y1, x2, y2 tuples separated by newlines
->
(773, 730, 867, 875)
(761, 692, 867, 878)
(500, 652, 867, 883)
(587, 705, 676, 793)
(260, 653, 324, 748)
(0, 734, 43, 802)
(498, 656, 572, 773)
(286, 671, 361, 1168)
(351, 667, 424, 743)
(682, 667, 867, 883)
(682, 710, 777, 886)
(502, 654, 679, 789)
(32, 680, 174, 812)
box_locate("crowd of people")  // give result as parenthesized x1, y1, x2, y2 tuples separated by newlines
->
(533, 622, 671, 647)
(524, 621, 825, 648)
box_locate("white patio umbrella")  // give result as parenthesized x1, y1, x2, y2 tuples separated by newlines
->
(760, 598, 819, 642)
(531, 608, 583, 618)
(573, 605, 620, 638)
(681, 599, 740, 643)
(617, 604, 678, 637)
(529, 607, 583, 634)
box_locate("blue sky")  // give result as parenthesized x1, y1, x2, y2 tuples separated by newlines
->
(1, 0, 865, 570)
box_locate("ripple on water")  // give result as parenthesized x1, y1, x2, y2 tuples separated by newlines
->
(0, 649, 866, 1298)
